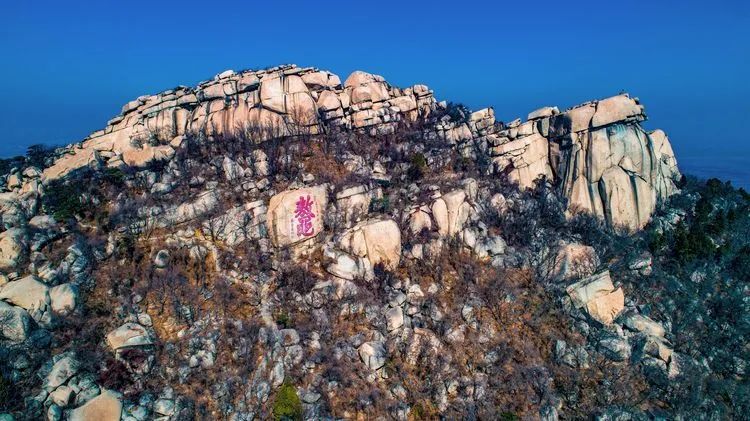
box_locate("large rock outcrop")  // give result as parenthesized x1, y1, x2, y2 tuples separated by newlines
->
(338, 218, 402, 270)
(32, 64, 678, 231)
(67, 389, 122, 421)
(0, 300, 32, 342)
(440, 97, 669, 233)
(266, 185, 328, 248)
(105, 322, 155, 351)
(566, 271, 624, 325)
(465, 94, 680, 230)
(0, 227, 27, 271)
(42, 65, 437, 181)
(325, 217, 402, 281)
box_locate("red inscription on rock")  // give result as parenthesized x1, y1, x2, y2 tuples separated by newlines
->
(294, 195, 315, 237)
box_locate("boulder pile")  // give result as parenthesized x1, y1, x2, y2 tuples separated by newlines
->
(42, 65, 438, 181)
(29, 64, 679, 231)
(30, 66, 679, 232)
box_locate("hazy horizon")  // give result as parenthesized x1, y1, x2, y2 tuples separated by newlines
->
(2, 0, 748, 186)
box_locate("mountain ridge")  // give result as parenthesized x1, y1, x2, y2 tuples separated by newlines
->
(27, 63, 680, 231)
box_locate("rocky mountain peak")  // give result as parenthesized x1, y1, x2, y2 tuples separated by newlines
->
(31, 63, 678, 231)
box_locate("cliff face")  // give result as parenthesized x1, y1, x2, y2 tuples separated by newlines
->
(40, 64, 678, 230)
(438, 95, 680, 230)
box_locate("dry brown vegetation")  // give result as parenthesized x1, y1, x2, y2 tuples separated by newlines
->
(13, 121, 680, 420)
(247, 240, 652, 419)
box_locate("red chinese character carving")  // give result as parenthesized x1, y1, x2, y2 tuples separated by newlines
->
(294, 195, 316, 237)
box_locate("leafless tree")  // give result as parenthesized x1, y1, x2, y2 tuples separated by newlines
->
(202, 202, 232, 244)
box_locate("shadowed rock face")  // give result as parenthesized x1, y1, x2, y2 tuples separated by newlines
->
(37, 64, 678, 231)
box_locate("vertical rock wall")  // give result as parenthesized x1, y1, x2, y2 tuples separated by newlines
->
(440, 95, 680, 230)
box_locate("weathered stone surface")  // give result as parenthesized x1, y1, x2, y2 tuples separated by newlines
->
(32, 63, 675, 233)
(45, 355, 80, 390)
(338, 218, 401, 270)
(431, 198, 449, 237)
(598, 336, 631, 362)
(106, 323, 154, 351)
(122, 145, 175, 168)
(222, 156, 245, 181)
(649, 129, 680, 198)
(623, 313, 666, 338)
(266, 185, 328, 248)
(68, 390, 122, 421)
(567, 271, 624, 325)
(301, 71, 341, 90)
(50, 385, 74, 407)
(473, 235, 506, 259)
(642, 335, 673, 362)
(528, 106, 559, 121)
(0, 227, 27, 271)
(317, 90, 342, 112)
(252, 149, 270, 177)
(386, 307, 404, 331)
(442, 191, 469, 236)
(600, 167, 651, 230)
(585, 287, 624, 326)
(358, 341, 386, 370)
(490, 94, 678, 230)
(153, 398, 176, 417)
(336, 185, 371, 226)
(0, 300, 31, 342)
(0, 193, 24, 229)
(326, 251, 365, 280)
(345, 71, 389, 110)
(566, 271, 614, 308)
(549, 243, 599, 281)
(0, 275, 50, 312)
(591, 95, 644, 128)
(408, 208, 432, 235)
(260, 75, 286, 113)
(427, 190, 475, 238)
(344, 71, 384, 89)
(491, 133, 552, 189)
(49, 283, 79, 316)
(41, 65, 437, 182)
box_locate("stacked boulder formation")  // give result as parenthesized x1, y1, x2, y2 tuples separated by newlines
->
(438, 95, 680, 230)
(38, 64, 678, 230)
(42, 65, 437, 181)
(0, 63, 696, 419)
(499, 96, 679, 230)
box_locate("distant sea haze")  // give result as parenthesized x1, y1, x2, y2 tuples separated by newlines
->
(678, 154, 750, 190)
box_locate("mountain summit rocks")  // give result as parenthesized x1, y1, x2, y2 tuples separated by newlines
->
(34, 64, 679, 230)
(449, 95, 680, 230)
(42, 64, 436, 182)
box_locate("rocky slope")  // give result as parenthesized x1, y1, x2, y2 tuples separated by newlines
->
(3, 64, 743, 421)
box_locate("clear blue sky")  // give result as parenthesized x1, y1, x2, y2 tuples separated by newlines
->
(1, 0, 748, 182)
